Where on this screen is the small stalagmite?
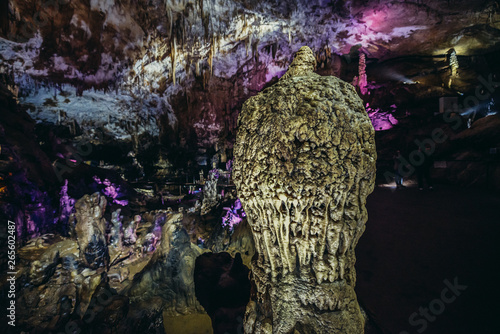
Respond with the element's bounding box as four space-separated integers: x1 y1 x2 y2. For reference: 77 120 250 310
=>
233 46 377 334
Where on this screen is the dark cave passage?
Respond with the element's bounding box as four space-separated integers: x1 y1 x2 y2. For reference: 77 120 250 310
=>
194 252 251 334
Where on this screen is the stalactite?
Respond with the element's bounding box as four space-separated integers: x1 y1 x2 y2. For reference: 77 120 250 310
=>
167 7 173 39
246 34 252 57
358 53 367 95
202 12 210 41
208 37 214 76
171 37 177 86
202 70 209 90
198 0 204 17
251 38 258 63
185 57 191 79
448 48 459 87
450 49 458 77
195 59 201 77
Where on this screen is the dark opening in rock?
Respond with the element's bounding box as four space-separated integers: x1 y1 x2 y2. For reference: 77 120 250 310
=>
194 252 251 334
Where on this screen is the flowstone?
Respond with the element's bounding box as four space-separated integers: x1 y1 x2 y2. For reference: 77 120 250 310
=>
233 46 376 334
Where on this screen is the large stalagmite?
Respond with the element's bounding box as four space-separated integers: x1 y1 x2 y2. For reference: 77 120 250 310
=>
233 46 377 334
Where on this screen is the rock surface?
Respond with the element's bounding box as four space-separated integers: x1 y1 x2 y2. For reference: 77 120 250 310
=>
74 192 109 269
233 46 377 333
201 170 221 215
128 210 206 316
3 0 500 146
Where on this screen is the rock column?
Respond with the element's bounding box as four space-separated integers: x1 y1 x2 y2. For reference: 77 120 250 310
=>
233 46 377 334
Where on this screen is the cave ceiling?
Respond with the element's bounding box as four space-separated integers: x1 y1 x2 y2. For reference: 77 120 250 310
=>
1 0 500 145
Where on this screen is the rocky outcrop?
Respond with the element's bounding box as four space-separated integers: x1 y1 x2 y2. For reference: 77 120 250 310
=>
16 237 103 333
207 214 255 268
14 187 258 334
233 46 377 333
74 192 109 269
18 247 79 332
128 210 206 316
123 214 140 246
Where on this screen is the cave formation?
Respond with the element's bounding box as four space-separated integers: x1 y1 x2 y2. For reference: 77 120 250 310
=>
233 46 376 333
1 1 500 334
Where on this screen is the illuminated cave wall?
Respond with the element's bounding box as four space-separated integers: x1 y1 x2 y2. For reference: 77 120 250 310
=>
2 0 500 146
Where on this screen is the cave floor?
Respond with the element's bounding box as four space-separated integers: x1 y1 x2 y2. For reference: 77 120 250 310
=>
356 184 500 334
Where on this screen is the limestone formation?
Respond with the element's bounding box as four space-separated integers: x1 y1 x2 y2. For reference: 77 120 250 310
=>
201 170 220 215
233 46 377 333
110 208 124 249
74 192 109 269
123 215 140 245
17 239 80 331
59 179 75 234
128 210 206 316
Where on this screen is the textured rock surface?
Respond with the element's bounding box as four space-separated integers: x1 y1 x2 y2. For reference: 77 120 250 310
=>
74 192 109 269
11 188 254 334
4 0 500 146
123 214 140 245
233 46 376 333
201 170 220 215
128 210 206 316
110 208 124 250
207 216 255 268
